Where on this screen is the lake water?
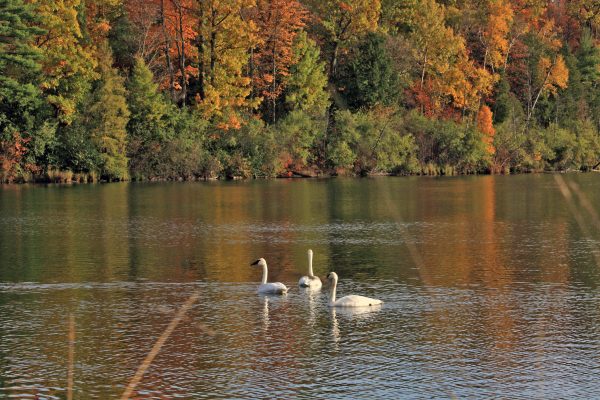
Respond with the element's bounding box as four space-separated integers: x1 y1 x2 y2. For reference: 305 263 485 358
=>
1 175 600 399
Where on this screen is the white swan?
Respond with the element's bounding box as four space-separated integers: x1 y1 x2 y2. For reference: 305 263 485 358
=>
327 272 382 307
251 258 288 295
298 249 322 289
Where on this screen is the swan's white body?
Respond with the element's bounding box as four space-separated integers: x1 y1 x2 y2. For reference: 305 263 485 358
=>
327 272 382 307
251 258 288 295
298 249 322 289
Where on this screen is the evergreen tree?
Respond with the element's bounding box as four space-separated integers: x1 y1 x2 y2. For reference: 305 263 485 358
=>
556 49 584 126
577 29 600 87
492 75 512 124
126 57 170 178
0 0 43 102
127 57 168 140
340 32 399 110
87 45 130 181
0 0 47 180
577 28 600 129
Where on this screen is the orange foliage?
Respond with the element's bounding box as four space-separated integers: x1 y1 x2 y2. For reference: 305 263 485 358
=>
538 55 569 94
477 105 496 155
0 133 36 183
124 0 164 67
483 0 513 71
408 79 436 117
251 0 308 116
162 0 197 97
216 114 243 131
85 0 117 42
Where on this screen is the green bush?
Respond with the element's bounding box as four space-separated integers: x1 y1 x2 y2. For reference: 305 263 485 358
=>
329 109 418 175
404 111 487 175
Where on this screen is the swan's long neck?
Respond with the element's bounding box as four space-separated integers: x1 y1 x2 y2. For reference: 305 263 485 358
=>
308 252 314 277
329 276 337 304
261 262 268 284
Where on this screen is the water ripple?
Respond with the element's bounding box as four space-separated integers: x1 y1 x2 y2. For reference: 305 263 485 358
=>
1 281 600 398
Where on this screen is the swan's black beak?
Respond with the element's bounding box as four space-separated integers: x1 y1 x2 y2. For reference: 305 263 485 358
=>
327 272 332 279
250 259 260 266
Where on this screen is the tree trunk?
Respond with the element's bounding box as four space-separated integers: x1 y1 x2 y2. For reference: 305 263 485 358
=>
197 4 205 100
249 47 254 98
329 40 339 79
272 47 276 124
420 51 428 89
160 0 175 100
526 66 553 130
177 2 186 105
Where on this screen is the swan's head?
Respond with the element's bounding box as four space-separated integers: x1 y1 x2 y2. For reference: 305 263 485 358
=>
308 249 313 256
250 258 267 267
327 272 338 281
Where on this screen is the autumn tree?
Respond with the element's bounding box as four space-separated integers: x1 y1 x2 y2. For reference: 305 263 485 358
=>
305 0 380 78
380 0 418 34
193 0 259 123
477 104 496 157
405 0 494 118
284 31 330 117
481 0 513 74
32 0 98 124
443 49 496 117
250 0 307 123
524 17 569 128
409 0 458 92
166 0 196 105
122 0 164 69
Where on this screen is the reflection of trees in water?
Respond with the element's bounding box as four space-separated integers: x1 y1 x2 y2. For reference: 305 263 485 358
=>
325 179 383 280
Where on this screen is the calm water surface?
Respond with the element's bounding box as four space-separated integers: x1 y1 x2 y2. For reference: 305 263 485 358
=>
1 175 600 398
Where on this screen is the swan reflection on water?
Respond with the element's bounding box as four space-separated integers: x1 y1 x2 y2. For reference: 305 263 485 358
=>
261 296 270 332
330 304 383 346
299 286 321 328
259 293 290 332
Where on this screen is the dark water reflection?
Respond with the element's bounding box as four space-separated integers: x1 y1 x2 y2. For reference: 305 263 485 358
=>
1 175 600 398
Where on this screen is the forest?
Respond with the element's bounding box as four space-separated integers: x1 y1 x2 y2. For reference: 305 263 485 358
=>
1 0 600 182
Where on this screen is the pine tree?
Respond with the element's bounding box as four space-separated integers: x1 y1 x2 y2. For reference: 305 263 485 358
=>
0 0 43 96
127 57 168 140
577 28 600 128
127 57 170 177
0 0 44 123
577 28 600 87
87 45 130 180
0 0 46 181
284 32 329 117
341 32 399 110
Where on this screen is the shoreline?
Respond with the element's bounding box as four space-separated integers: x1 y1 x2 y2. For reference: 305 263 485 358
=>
2 168 597 186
